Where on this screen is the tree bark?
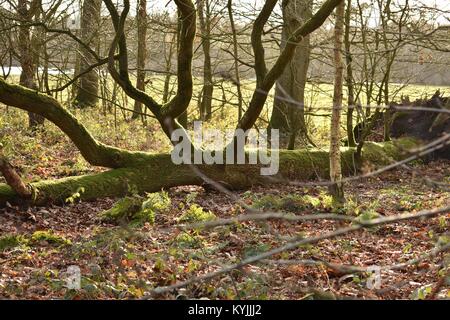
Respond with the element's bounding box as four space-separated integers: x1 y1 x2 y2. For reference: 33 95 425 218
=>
0 153 31 199
227 0 243 122
344 0 356 147
329 0 345 206
73 0 102 108
237 0 342 133
132 0 148 120
0 138 421 206
162 32 176 104
198 0 213 121
17 0 45 129
270 0 312 150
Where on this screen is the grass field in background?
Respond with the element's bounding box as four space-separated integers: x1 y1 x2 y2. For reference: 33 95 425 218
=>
1 74 449 153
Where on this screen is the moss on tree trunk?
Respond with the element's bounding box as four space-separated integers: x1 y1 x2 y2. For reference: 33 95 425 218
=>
0 138 420 206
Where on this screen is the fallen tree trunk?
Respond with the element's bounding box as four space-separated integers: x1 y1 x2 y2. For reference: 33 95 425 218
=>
0 138 420 206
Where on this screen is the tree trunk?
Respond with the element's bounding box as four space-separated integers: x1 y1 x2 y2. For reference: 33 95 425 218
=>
329 0 345 206
198 0 213 121
73 0 102 108
162 32 176 104
227 0 244 122
132 0 148 120
0 153 31 199
17 0 45 129
270 0 312 150
0 138 421 206
344 0 356 147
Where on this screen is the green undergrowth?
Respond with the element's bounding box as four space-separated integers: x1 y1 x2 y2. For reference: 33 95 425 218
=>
30 230 71 245
100 191 171 225
178 204 216 223
0 230 70 252
172 232 205 249
247 191 389 219
248 192 334 212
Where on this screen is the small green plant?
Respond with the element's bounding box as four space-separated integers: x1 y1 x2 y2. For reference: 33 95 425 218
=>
172 232 203 249
318 191 334 210
65 187 86 204
343 197 360 215
252 192 335 212
252 194 281 210
354 210 381 224
100 196 143 222
179 204 216 223
348 199 381 221
100 191 171 225
412 284 433 300
185 191 199 204
31 230 71 246
137 191 172 224
0 235 29 252
438 216 448 230
236 276 269 300
242 243 271 259
403 243 413 254
303 195 321 208
278 195 310 212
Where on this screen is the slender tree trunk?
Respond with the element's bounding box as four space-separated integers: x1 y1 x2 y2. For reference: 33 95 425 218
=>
162 32 176 104
269 0 312 150
132 0 147 120
174 12 188 128
73 0 102 108
17 0 44 129
198 0 213 121
344 0 356 147
227 0 243 122
329 0 345 206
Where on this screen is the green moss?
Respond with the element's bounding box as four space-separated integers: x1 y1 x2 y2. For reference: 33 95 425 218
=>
1 231 70 251
0 234 28 252
252 194 281 210
100 196 144 223
31 230 71 246
361 138 420 166
179 204 216 223
277 147 358 179
136 191 171 224
252 193 332 212
279 149 330 179
100 191 171 225
0 184 18 203
0 138 422 206
354 210 381 224
303 195 321 208
362 142 394 165
172 232 203 249
278 195 309 212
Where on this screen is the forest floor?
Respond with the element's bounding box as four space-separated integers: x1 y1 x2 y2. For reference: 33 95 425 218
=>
0 158 449 300
0 105 449 300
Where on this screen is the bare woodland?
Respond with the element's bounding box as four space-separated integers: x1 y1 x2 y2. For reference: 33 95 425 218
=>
0 0 449 300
